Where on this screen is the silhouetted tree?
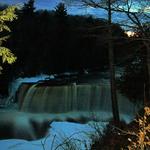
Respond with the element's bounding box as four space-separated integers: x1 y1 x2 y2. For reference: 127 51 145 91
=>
22 0 35 16
54 3 70 72
55 3 67 18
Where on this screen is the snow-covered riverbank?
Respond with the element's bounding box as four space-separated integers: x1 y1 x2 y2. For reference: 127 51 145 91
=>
0 121 107 150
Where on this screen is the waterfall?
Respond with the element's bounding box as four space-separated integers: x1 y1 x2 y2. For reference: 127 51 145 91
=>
19 82 139 117
17 83 33 109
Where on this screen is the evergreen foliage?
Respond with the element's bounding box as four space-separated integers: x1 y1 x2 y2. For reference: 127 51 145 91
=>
22 0 35 16
55 3 67 18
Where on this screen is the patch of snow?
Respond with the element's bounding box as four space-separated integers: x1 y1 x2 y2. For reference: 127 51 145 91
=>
0 121 107 150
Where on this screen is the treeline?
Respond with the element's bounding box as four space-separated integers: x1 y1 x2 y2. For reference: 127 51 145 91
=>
5 1 127 76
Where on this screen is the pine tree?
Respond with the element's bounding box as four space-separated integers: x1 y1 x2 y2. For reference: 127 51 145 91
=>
55 3 67 18
22 0 35 16
0 6 17 73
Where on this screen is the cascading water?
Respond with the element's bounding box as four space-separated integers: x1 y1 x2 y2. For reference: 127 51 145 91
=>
17 83 33 109
19 82 140 119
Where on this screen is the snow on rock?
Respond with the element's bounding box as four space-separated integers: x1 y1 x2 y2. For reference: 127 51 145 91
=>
0 121 107 150
8 74 53 101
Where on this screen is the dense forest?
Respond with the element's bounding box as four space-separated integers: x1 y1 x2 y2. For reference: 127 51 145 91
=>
6 2 126 75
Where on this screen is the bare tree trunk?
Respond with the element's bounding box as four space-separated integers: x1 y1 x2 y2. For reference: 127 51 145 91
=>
108 0 120 123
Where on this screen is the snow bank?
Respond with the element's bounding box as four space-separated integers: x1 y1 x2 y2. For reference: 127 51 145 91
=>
0 121 107 150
